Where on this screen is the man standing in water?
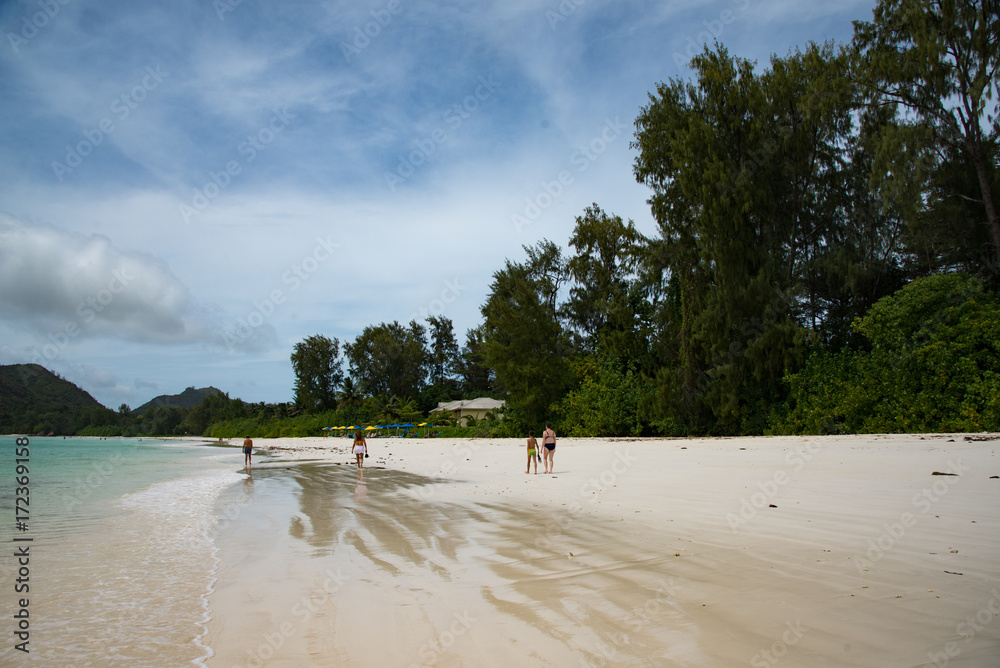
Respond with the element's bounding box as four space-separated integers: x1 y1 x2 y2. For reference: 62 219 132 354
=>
243 435 253 469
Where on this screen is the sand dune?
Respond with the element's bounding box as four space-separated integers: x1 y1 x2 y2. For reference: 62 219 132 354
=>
198 434 1000 667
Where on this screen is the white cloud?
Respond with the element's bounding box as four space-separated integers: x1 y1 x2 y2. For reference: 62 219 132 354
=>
0 213 222 344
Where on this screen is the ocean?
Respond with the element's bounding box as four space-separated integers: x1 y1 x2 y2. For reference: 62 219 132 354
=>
0 436 245 667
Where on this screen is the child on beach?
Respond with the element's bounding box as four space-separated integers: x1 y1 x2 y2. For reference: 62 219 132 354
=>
526 431 539 474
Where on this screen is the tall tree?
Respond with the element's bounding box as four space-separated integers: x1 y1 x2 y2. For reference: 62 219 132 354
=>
426 315 460 386
565 204 650 362
454 325 494 396
344 321 428 399
290 334 343 412
633 43 877 433
853 0 1000 278
481 243 573 428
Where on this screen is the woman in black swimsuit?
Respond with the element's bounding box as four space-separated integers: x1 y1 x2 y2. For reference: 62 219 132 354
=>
542 422 556 474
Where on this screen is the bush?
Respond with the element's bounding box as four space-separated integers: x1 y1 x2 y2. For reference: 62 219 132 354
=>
772 273 1000 434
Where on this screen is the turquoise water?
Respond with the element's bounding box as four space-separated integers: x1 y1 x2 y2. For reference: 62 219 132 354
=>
0 436 246 667
0 437 229 536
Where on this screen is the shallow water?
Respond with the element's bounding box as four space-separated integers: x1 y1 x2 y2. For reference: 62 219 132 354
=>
0 437 244 667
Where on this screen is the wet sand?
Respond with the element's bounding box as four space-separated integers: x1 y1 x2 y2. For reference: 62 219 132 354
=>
200 434 1000 667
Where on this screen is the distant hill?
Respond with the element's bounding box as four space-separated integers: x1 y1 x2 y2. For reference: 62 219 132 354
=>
0 364 107 434
0 364 104 410
133 386 223 416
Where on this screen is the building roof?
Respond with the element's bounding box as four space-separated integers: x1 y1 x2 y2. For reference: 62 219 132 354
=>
430 397 505 412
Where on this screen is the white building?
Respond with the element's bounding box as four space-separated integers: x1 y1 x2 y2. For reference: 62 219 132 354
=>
430 397 505 423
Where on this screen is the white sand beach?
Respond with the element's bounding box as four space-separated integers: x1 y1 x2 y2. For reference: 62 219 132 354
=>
198 433 1000 667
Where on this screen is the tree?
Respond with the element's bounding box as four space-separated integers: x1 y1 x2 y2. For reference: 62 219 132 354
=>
481 243 573 428
553 346 654 437
344 321 428 399
338 376 362 408
853 0 1000 278
290 334 343 412
426 315 460 386
565 204 651 364
633 43 876 433
454 325 494 396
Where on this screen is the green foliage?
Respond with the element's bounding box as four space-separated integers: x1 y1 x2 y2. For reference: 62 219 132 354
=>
565 204 651 363
454 325 495 397
553 349 655 437
774 274 1000 433
426 315 460 386
0 364 120 435
633 44 857 434
481 242 574 430
290 334 343 411
853 0 1000 279
344 321 428 399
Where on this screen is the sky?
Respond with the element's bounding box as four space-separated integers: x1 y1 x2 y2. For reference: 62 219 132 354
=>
0 0 877 409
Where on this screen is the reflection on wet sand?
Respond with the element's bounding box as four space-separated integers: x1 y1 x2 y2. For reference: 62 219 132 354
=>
250 462 700 665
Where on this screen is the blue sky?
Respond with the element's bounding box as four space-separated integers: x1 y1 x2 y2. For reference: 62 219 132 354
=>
0 0 875 409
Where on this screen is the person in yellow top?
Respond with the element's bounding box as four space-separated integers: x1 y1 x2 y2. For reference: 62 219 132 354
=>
526 430 539 474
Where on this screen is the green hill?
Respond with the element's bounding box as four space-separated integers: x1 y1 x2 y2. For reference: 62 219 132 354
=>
133 386 223 416
0 364 108 434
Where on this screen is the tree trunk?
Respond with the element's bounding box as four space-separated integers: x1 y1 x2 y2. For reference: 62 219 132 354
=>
968 136 1000 276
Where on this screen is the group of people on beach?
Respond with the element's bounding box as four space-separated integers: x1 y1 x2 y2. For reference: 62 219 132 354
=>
526 422 556 474
241 422 557 475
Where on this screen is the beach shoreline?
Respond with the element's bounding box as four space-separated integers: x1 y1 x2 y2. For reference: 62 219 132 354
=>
195 433 1000 667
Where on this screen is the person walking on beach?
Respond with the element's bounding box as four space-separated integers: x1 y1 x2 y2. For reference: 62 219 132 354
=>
526 430 539 474
353 430 368 468
243 435 253 469
542 422 556 473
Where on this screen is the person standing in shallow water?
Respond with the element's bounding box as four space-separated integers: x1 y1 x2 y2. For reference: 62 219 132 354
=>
542 422 556 473
353 430 368 468
243 435 253 469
